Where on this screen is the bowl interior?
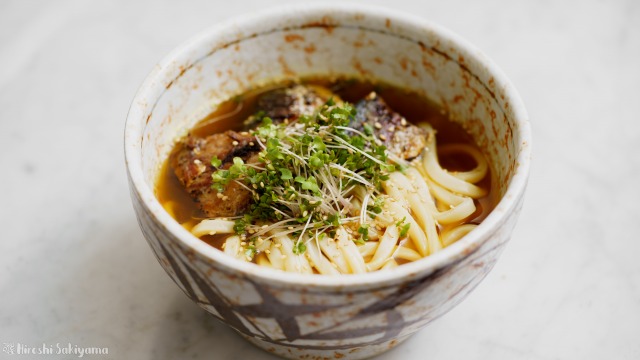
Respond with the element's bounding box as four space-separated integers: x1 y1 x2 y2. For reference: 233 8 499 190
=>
126 4 529 286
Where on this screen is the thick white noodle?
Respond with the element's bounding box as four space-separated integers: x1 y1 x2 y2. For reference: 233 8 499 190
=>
436 197 476 224
404 167 438 213
394 246 421 262
437 143 488 183
319 236 350 273
358 242 379 258
273 234 313 274
441 224 478 247
367 224 400 271
381 259 398 269
385 199 429 256
223 235 246 261
265 244 285 270
421 125 487 198
256 253 273 268
388 172 442 254
191 219 236 237
405 167 476 224
254 237 272 252
337 228 367 274
381 180 410 209
306 238 341 275
366 226 382 241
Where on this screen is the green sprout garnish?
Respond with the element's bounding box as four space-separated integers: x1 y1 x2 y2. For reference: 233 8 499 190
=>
396 217 411 238
357 224 369 244
292 241 307 255
210 156 222 168
211 100 397 253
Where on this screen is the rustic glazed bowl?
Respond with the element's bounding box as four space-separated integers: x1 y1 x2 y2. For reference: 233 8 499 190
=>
125 4 530 359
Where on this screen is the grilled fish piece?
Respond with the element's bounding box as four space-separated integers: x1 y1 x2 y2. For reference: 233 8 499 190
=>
256 84 333 123
353 92 428 160
170 131 260 217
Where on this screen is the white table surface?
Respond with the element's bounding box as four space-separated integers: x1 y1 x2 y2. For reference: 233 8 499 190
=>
1 0 639 359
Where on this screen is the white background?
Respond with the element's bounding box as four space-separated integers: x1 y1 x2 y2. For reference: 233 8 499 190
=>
1 0 639 359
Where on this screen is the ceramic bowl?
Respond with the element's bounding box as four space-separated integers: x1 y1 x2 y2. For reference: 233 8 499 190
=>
124 4 530 359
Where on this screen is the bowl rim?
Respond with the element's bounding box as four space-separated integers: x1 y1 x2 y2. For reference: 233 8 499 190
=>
124 2 531 289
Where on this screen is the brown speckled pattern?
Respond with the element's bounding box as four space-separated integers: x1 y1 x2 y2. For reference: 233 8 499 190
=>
125 5 530 360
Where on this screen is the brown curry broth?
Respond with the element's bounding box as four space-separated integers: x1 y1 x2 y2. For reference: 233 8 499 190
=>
155 78 497 252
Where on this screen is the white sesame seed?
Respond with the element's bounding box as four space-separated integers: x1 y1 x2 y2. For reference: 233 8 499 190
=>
400 119 407 126
232 141 239 146
249 142 255 146
192 159 206 174
240 242 247 246
379 134 387 141
374 122 382 129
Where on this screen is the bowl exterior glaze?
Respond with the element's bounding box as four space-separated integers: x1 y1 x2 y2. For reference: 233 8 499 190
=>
125 5 530 359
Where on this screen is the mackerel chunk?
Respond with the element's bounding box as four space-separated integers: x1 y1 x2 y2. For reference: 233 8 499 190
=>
170 85 333 218
256 84 333 123
170 131 260 217
353 92 429 160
